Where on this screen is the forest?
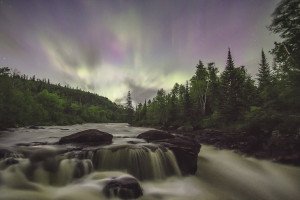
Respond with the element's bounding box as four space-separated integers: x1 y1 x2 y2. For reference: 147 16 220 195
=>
0 68 126 129
0 0 299 137
131 0 300 136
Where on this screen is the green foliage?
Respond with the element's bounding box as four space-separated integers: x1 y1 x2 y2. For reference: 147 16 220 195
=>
258 50 272 90
269 0 300 112
277 115 300 135
242 107 282 134
201 112 222 128
190 60 209 117
1 0 298 137
126 91 134 124
0 68 126 129
219 49 251 122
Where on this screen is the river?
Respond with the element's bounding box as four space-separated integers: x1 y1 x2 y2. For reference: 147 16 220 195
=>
0 123 299 200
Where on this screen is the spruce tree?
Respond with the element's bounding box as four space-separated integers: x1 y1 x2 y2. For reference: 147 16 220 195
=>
257 50 271 90
126 91 134 124
190 60 209 117
207 62 220 113
220 49 239 122
184 81 191 120
141 100 147 120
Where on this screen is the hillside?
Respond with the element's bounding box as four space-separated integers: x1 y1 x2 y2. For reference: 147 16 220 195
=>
0 67 126 129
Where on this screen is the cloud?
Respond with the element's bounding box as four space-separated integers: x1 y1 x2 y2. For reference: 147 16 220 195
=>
0 0 280 103
125 78 158 103
42 35 101 71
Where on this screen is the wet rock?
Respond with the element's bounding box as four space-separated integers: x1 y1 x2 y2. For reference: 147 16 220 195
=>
16 142 48 147
0 148 21 159
0 148 13 159
137 131 201 175
43 157 61 173
103 176 143 199
4 157 19 166
177 125 193 132
156 135 201 175
58 129 113 145
28 148 57 162
137 130 174 142
127 140 145 144
71 160 84 178
28 125 44 129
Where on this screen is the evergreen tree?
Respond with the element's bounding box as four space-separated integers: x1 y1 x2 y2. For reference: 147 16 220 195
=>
184 81 191 121
155 89 167 125
190 60 209 117
220 49 239 122
140 100 147 120
257 50 271 90
269 0 300 112
126 91 134 124
207 62 220 114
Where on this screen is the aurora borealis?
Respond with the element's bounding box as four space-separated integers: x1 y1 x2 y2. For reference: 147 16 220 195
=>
0 0 280 103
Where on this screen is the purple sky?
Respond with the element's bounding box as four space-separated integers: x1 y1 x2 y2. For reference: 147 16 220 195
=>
0 0 280 103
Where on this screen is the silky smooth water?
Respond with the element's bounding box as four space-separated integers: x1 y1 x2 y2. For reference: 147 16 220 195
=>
0 123 299 200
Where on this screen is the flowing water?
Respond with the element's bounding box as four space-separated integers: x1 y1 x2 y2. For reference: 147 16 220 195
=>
0 123 299 200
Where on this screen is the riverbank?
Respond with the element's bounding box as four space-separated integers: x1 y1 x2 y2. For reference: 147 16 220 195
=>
171 128 300 166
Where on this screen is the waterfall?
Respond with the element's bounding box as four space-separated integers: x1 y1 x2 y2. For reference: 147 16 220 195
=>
0 157 93 186
92 144 181 180
0 144 181 187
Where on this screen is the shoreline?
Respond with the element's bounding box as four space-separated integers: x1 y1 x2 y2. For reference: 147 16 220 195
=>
174 128 300 166
2 123 299 167
133 124 300 166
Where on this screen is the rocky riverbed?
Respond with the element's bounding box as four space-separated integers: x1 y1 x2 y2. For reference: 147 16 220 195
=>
0 123 299 200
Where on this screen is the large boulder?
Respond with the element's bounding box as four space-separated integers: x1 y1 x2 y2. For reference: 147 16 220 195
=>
58 129 113 145
103 176 143 199
137 130 174 142
137 131 201 175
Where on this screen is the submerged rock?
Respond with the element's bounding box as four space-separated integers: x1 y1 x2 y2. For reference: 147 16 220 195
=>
58 129 113 145
27 148 58 162
28 125 44 129
103 176 143 199
137 131 201 175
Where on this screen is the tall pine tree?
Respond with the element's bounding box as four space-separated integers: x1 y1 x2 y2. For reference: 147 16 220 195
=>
184 81 191 121
220 49 239 122
257 50 271 90
126 91 134 124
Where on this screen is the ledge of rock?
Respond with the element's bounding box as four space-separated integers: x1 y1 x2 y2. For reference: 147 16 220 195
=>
58 129 113 145
103 176 143 199
137 131 201 175
137 130 175 142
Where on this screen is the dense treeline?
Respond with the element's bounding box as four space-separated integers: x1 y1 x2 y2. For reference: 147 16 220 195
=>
132 0 300 135
0 68 126 129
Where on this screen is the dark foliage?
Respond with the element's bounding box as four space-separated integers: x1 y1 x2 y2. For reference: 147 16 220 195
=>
0 69 126 129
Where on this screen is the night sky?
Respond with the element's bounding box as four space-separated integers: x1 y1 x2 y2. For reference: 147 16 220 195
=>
0 0 280 103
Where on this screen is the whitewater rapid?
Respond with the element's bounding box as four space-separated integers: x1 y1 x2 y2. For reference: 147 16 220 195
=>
0 123 299 200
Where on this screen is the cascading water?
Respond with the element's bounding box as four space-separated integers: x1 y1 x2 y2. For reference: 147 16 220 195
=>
0 156 93 186
0 123 299 200
92 144 181 180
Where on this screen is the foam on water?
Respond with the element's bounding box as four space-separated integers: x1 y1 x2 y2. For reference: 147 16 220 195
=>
0 124 300 200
